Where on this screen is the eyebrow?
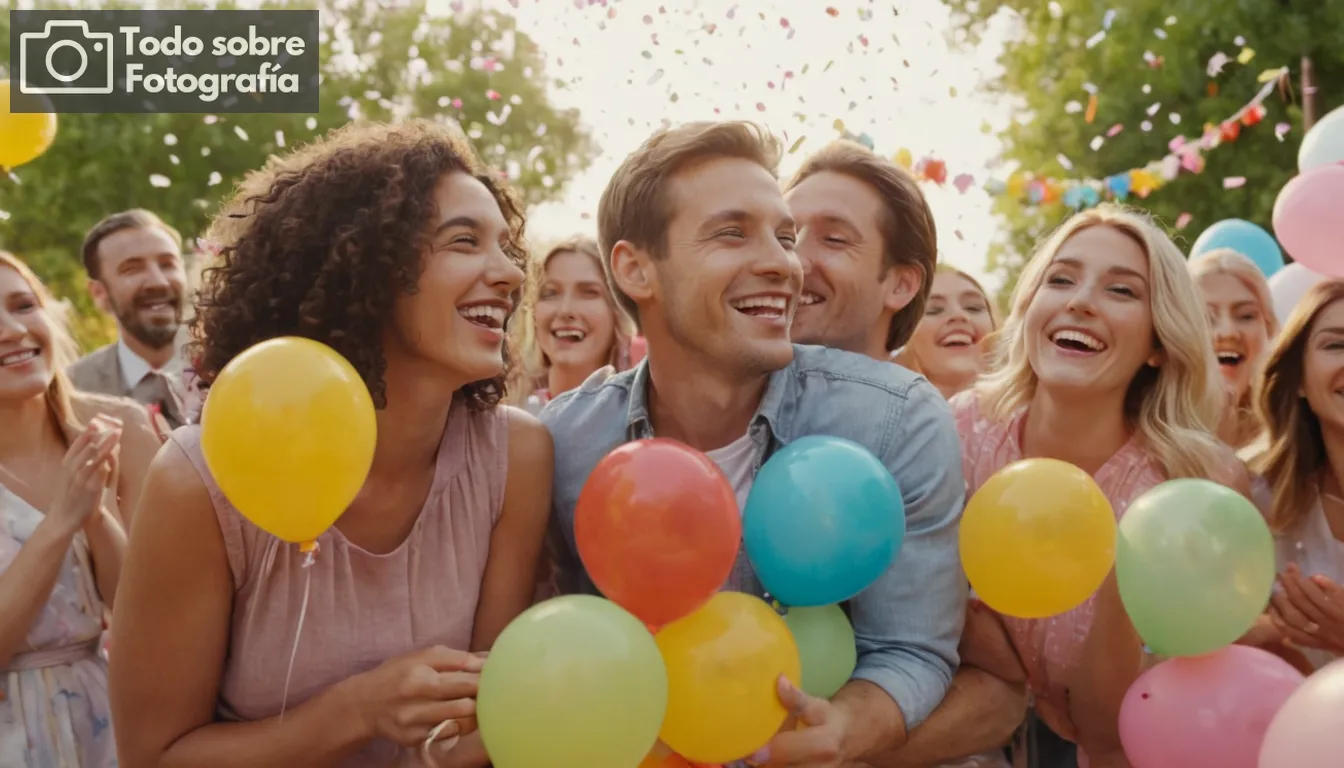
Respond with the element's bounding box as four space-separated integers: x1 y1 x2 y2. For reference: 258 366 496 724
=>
701 209 796 232
434 216 482 235
1313 326 1344 337
808 212 861 233
1053 256 1148 283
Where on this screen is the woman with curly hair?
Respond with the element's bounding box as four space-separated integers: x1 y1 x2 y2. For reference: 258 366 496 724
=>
108 121 554 768
511 236 636 412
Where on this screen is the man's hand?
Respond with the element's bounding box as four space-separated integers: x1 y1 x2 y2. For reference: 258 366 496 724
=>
748 677 851 767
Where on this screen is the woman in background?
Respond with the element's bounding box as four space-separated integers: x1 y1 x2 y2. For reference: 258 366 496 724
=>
954 204 1246 768
1249 279 1344 672
895 265 998 399
1190 248 1277 451
109 121 554 768
0 250 159 767
511 237 635 414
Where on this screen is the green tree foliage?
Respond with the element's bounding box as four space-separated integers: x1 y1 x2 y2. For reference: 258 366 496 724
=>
0 0 594 351
947 0 1344 301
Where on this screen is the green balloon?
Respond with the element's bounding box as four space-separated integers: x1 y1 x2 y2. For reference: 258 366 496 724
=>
1116 479 1275 657
478 595 668 768
784 604 857 698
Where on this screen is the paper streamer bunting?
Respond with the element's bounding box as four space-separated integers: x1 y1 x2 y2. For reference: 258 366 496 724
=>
851 67 1288 212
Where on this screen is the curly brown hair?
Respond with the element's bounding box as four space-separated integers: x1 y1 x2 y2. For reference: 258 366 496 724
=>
192 120 527 410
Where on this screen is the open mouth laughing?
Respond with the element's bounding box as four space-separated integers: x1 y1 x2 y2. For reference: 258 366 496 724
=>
1050 328 1107 354
729 293 791 322
0 348 40 367
458 301 509 331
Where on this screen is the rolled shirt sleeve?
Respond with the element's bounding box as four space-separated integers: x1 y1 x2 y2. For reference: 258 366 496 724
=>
848 381 968 728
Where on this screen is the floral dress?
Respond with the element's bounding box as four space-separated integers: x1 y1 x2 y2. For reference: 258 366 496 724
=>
0 484 116 767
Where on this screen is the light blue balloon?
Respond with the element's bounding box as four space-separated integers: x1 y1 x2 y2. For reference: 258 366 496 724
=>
743 436 905 607
1191 219 1285 278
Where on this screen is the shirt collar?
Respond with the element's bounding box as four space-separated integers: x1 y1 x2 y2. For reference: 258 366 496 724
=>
117 339 156 390
624 352 796 441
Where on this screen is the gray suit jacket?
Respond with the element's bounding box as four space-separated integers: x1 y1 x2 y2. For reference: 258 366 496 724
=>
68 344 184 431
67 344 128 398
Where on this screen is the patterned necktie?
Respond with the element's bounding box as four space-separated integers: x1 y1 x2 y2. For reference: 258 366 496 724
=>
132 371 185 430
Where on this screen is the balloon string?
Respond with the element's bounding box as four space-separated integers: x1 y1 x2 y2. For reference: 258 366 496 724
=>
278 542 318 721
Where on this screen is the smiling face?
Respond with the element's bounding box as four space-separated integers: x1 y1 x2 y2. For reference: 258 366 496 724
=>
534 248 618 372
629 155 801 377
786 170 897 354
0 263 56 403
1301 299 1344 437
1023 225 1159 397
907 271 995 393
1198 270 1271 400
385 171 525 384
90 226 187 350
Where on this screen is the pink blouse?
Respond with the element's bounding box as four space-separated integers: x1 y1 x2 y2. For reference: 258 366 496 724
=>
952 392 1165 750
171 398 509 766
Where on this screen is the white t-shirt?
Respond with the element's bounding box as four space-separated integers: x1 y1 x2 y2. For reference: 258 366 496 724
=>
705 432 757 514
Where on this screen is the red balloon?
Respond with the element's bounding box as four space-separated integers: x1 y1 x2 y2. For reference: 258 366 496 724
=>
575 438 740 627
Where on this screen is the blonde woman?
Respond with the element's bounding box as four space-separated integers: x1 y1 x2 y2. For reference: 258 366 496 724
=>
0 251 159 767
1190 248 1277 450
512 237 635 412
1248 279 1344 671
952 204 1247 767
895 265 998 399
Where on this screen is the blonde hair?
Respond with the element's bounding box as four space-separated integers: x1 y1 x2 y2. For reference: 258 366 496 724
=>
510 237 636 401
0 251 81 435
896 264 998 376
975 204 1225 479
1189 247 1278 448
1252 280 1344 532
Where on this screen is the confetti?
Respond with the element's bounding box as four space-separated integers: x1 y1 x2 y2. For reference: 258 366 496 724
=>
953 173 975 193
1056 154 1074 171
1086 31 1106 49
1064 100 1083 114
1223 177 1247 189
1103 9 1117 29
1090 136 1105 151
1237 47 1256 65
1141 120 1153 132
788 136 807 154
648 69 664 85
200 147 210 157
274 130 285 147
149 174 171 188
486 89 502 100
1175 213 1193 229
1258 67 1286 83
1275 122 1291 141
1085 93 1098 123
1153 28 1167 40
1146 102 1162 116
826 6 839 16
169 154 179 165
1170 113 1182 124
163 134 178 146
755 102 766 112
233 125 248 141
1107 124 1124 137
1234 35 1246 46
1207 52 1230 77
207 171 222 186
1165 15 1178 25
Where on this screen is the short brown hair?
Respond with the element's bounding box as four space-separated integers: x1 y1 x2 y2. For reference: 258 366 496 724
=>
597 121 783 323
81 209 183 280
785 141 938 351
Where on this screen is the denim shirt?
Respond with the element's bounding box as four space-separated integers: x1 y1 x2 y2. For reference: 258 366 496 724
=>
539 343 967 729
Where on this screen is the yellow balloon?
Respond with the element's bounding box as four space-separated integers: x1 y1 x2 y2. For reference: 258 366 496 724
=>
201 337 375 545
656 592 801 764
478 595 668 768
0 81 58 170
961 458 1117 619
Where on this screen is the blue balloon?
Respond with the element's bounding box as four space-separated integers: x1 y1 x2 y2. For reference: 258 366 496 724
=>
1190 219 1285 278
743 436 905 607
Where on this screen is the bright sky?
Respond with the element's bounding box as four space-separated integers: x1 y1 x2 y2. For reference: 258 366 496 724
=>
433 0 1019 293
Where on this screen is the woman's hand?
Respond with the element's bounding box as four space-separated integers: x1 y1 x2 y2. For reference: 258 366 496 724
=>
339 645 486 748
1269 564 1344 655
46 417 122 537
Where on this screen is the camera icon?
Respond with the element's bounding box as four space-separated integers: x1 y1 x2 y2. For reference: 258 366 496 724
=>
19 20 116 95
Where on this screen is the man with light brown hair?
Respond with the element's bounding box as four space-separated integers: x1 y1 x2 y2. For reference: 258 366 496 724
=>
786 141 1026 768
541 121 968 767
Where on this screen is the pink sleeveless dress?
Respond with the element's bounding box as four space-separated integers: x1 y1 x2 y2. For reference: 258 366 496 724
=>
171 398 509 766
952 393 1165 765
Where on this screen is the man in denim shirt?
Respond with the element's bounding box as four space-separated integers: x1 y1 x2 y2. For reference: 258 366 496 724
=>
540 121 966 767
786 141 1027 766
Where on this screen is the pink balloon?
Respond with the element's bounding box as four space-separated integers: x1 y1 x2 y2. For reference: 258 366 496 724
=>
1119 646 1304 768
1259 659 1344 768
1273 165 1344 277
1267 262 1327 327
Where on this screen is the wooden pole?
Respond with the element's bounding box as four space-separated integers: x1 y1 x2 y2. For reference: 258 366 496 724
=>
1302 55 1318 131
